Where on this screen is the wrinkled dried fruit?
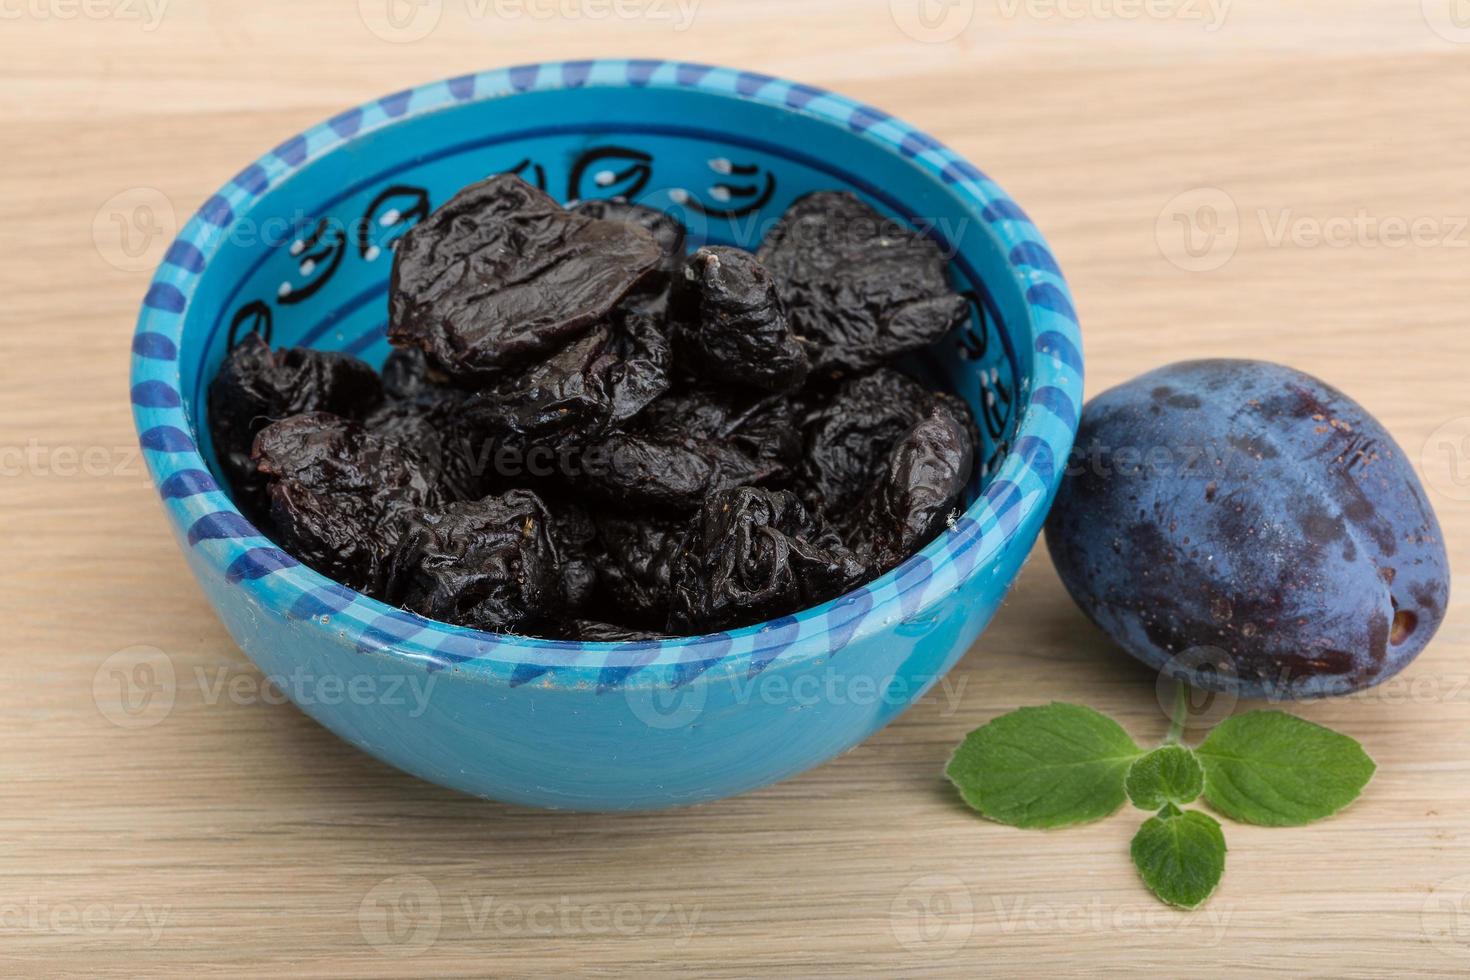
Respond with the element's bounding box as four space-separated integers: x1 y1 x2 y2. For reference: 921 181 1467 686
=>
669 487 868 633
569 197 687 283
389 174 662 382
591 513 686 629
579 387 800 511
849 406 974 573
465 309 671 442
385 491 565 634
208 181 984 640
209 334 382 517
758 191 969 378
253 411 440 592
797 367 971 518
669 246 808 393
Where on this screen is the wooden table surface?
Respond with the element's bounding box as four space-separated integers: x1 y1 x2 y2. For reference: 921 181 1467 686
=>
4 1 1468 975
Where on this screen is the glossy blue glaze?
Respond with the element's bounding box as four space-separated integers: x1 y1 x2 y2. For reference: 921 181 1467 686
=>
130 60 1082 810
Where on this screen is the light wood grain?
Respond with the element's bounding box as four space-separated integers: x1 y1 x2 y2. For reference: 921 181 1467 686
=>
2 1 1467 975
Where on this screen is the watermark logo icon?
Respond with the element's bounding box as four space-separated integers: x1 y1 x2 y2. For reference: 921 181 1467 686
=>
624 679 708 730
1156 186 1239 272
1423 873 1470 958
1423 0 1470 43
889 873 974 957
93 187 176 273
358 0 443 42
93 645 176 729
1155 646 1240 733
889 0 974 42
359 875 442 956
1421 417 1470 502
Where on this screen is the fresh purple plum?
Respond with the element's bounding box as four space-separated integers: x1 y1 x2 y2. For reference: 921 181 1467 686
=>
1045 359 1449 699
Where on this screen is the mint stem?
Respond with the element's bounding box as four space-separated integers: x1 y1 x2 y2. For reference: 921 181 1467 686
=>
1164 680 1188 745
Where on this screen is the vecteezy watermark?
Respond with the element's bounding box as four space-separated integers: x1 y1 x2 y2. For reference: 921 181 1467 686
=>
94 649 438 729
93 187 178 274
994 0 1230 31
1155 647 1239 734
193 663 437 718
358 875 703 955
1421 417 1470 503
991 895 1234 941
93 646 177 730
0 0 170 30
358 0 700 43
624 668 971 731
0 441 144 479
1158 186 1470 272
890 874 974 957
889 0 975 43
1422 0 1470 44
0 899 171 944
1156 187 1240 272
1423 873 1470 959
359 875 443 957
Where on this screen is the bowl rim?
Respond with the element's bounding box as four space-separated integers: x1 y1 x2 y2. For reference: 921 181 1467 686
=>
129 59 1083 691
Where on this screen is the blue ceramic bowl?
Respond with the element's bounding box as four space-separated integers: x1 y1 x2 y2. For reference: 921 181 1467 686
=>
130 60 1082 811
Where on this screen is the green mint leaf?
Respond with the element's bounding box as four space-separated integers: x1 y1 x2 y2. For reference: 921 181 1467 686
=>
945 703 1143 828
1130 808 1227 909
1125 745 1205 810
1195 711 1375 827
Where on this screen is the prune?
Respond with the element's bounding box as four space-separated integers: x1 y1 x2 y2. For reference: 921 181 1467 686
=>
253 411 441 592
384 491 565 634
364 356 500 504
590 514 685 628
849 407 974 573
668 246 808 393
758 192 969 378
797 367 972 518
378 346 441 402
209 179 988 642
579 387 800 511
389 174 662 382
569 198 687 283
668 487 868 633
208 334 382 516
465 309 671 442
1045 359 1450 698
563 620 670 643
545 497 599 614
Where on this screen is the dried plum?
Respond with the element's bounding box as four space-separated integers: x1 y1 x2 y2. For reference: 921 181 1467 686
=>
668 487 868 633
208 334 382 517
569 198 687 282
563 620 670 643
669 246 808 393
591 514 685 629
464 309 670 442
758 191 969 378
797 367 973 518
849 407 975 573
384 491 564 634
389 174 663 382
208 179 986 642
253 411 440 592
579 387 801 511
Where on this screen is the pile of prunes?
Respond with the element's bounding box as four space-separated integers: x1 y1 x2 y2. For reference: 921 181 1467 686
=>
209 174 979 641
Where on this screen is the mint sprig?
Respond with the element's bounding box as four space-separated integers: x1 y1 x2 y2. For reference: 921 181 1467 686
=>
1125 744 1205 810
945 686 1374 909
944 703 1143 828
